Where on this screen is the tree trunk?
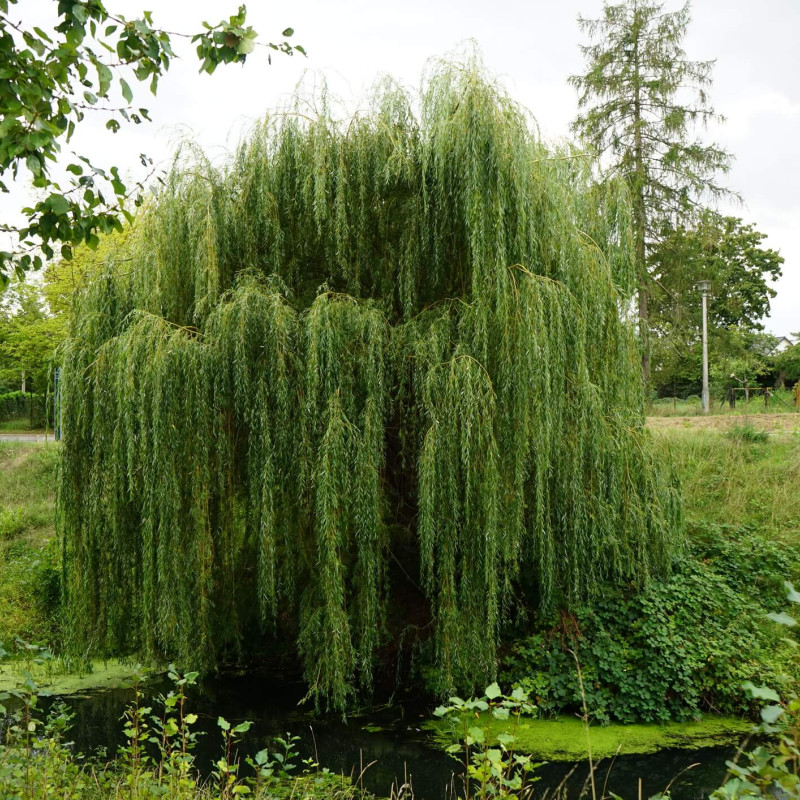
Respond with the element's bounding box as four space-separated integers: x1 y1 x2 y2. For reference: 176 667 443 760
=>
635 202 649 389
632 5 650 393
21 370 26 393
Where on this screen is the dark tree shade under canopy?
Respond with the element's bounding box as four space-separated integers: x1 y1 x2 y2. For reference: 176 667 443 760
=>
58 57 682 708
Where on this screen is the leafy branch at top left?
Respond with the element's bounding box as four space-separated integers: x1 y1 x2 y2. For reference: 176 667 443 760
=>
0 0 302 284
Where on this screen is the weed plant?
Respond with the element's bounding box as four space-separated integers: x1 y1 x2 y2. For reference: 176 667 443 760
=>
725 425 769 444
435 683 541 800
0 666 370 800
711 581 800 798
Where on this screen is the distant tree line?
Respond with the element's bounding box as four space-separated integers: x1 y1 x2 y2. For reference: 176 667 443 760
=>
571 0 787 402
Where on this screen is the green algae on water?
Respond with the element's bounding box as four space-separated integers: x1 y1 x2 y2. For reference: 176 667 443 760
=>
0 659 147 695
427 714 751 761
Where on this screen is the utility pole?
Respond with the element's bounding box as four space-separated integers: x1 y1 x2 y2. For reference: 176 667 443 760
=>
697 280 712 413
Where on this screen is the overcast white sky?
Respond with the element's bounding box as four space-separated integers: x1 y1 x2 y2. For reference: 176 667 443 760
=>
4 0 798 335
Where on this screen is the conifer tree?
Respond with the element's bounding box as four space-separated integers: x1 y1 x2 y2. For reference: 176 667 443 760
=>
570 0 732 387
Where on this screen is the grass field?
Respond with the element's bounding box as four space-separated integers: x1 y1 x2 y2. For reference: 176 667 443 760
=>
649 389 799 417
0 418 48 432
0 441 60 645
1 423 798 651
0 442 57 540
650 415 800 542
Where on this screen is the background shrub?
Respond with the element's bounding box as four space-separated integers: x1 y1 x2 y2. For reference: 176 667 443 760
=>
0 391 47 428
501 525 800 724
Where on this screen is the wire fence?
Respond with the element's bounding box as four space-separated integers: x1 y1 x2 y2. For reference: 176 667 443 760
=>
0 390 48 428
649 384 800 417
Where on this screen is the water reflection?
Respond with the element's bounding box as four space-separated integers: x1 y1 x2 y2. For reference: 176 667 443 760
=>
55 671 734 800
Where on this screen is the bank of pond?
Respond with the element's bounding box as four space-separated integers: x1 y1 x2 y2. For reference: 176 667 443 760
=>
3 519 800 798
0 665 754 800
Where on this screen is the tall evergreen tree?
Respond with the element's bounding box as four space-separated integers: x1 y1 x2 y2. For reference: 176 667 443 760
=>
570 0 732 387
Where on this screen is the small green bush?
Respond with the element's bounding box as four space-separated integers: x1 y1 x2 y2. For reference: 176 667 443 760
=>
0 538 61 646
0 507 27 539
0 667 371 800
501 525 800 724
712 582 800 798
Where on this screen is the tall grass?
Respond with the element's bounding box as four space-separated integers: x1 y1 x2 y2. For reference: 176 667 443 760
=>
0 443 60 645
652 428 800 541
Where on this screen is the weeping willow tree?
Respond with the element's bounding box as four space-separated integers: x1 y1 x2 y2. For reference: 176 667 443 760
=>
58 56 682 708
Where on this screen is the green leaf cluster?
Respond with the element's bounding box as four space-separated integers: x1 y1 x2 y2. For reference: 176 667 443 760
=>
502 525 799 724
712 582 800 799
434 683 541 799
0 279 64 395
0 1 301 281
775 342 800 382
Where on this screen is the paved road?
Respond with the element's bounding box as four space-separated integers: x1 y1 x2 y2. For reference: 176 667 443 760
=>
0 433 54 443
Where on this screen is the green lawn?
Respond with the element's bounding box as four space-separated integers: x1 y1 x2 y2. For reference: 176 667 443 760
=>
0 418 48 432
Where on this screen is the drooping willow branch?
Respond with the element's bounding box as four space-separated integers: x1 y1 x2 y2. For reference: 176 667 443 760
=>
58 55 682 709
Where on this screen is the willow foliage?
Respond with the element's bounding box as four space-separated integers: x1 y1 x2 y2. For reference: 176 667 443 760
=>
58 56 682 707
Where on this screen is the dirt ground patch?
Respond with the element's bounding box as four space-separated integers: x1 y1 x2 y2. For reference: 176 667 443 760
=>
0 443 34 471
647 412 800 434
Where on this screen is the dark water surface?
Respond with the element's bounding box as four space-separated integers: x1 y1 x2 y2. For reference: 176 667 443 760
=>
55 670 735 800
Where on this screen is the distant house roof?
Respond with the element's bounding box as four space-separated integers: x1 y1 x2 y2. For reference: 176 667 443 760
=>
773 336 796 354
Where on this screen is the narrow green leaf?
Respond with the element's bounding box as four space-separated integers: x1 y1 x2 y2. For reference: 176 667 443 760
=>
120 78 133 104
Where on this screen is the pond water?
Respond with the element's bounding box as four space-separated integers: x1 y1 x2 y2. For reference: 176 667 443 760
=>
52 670 735 800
